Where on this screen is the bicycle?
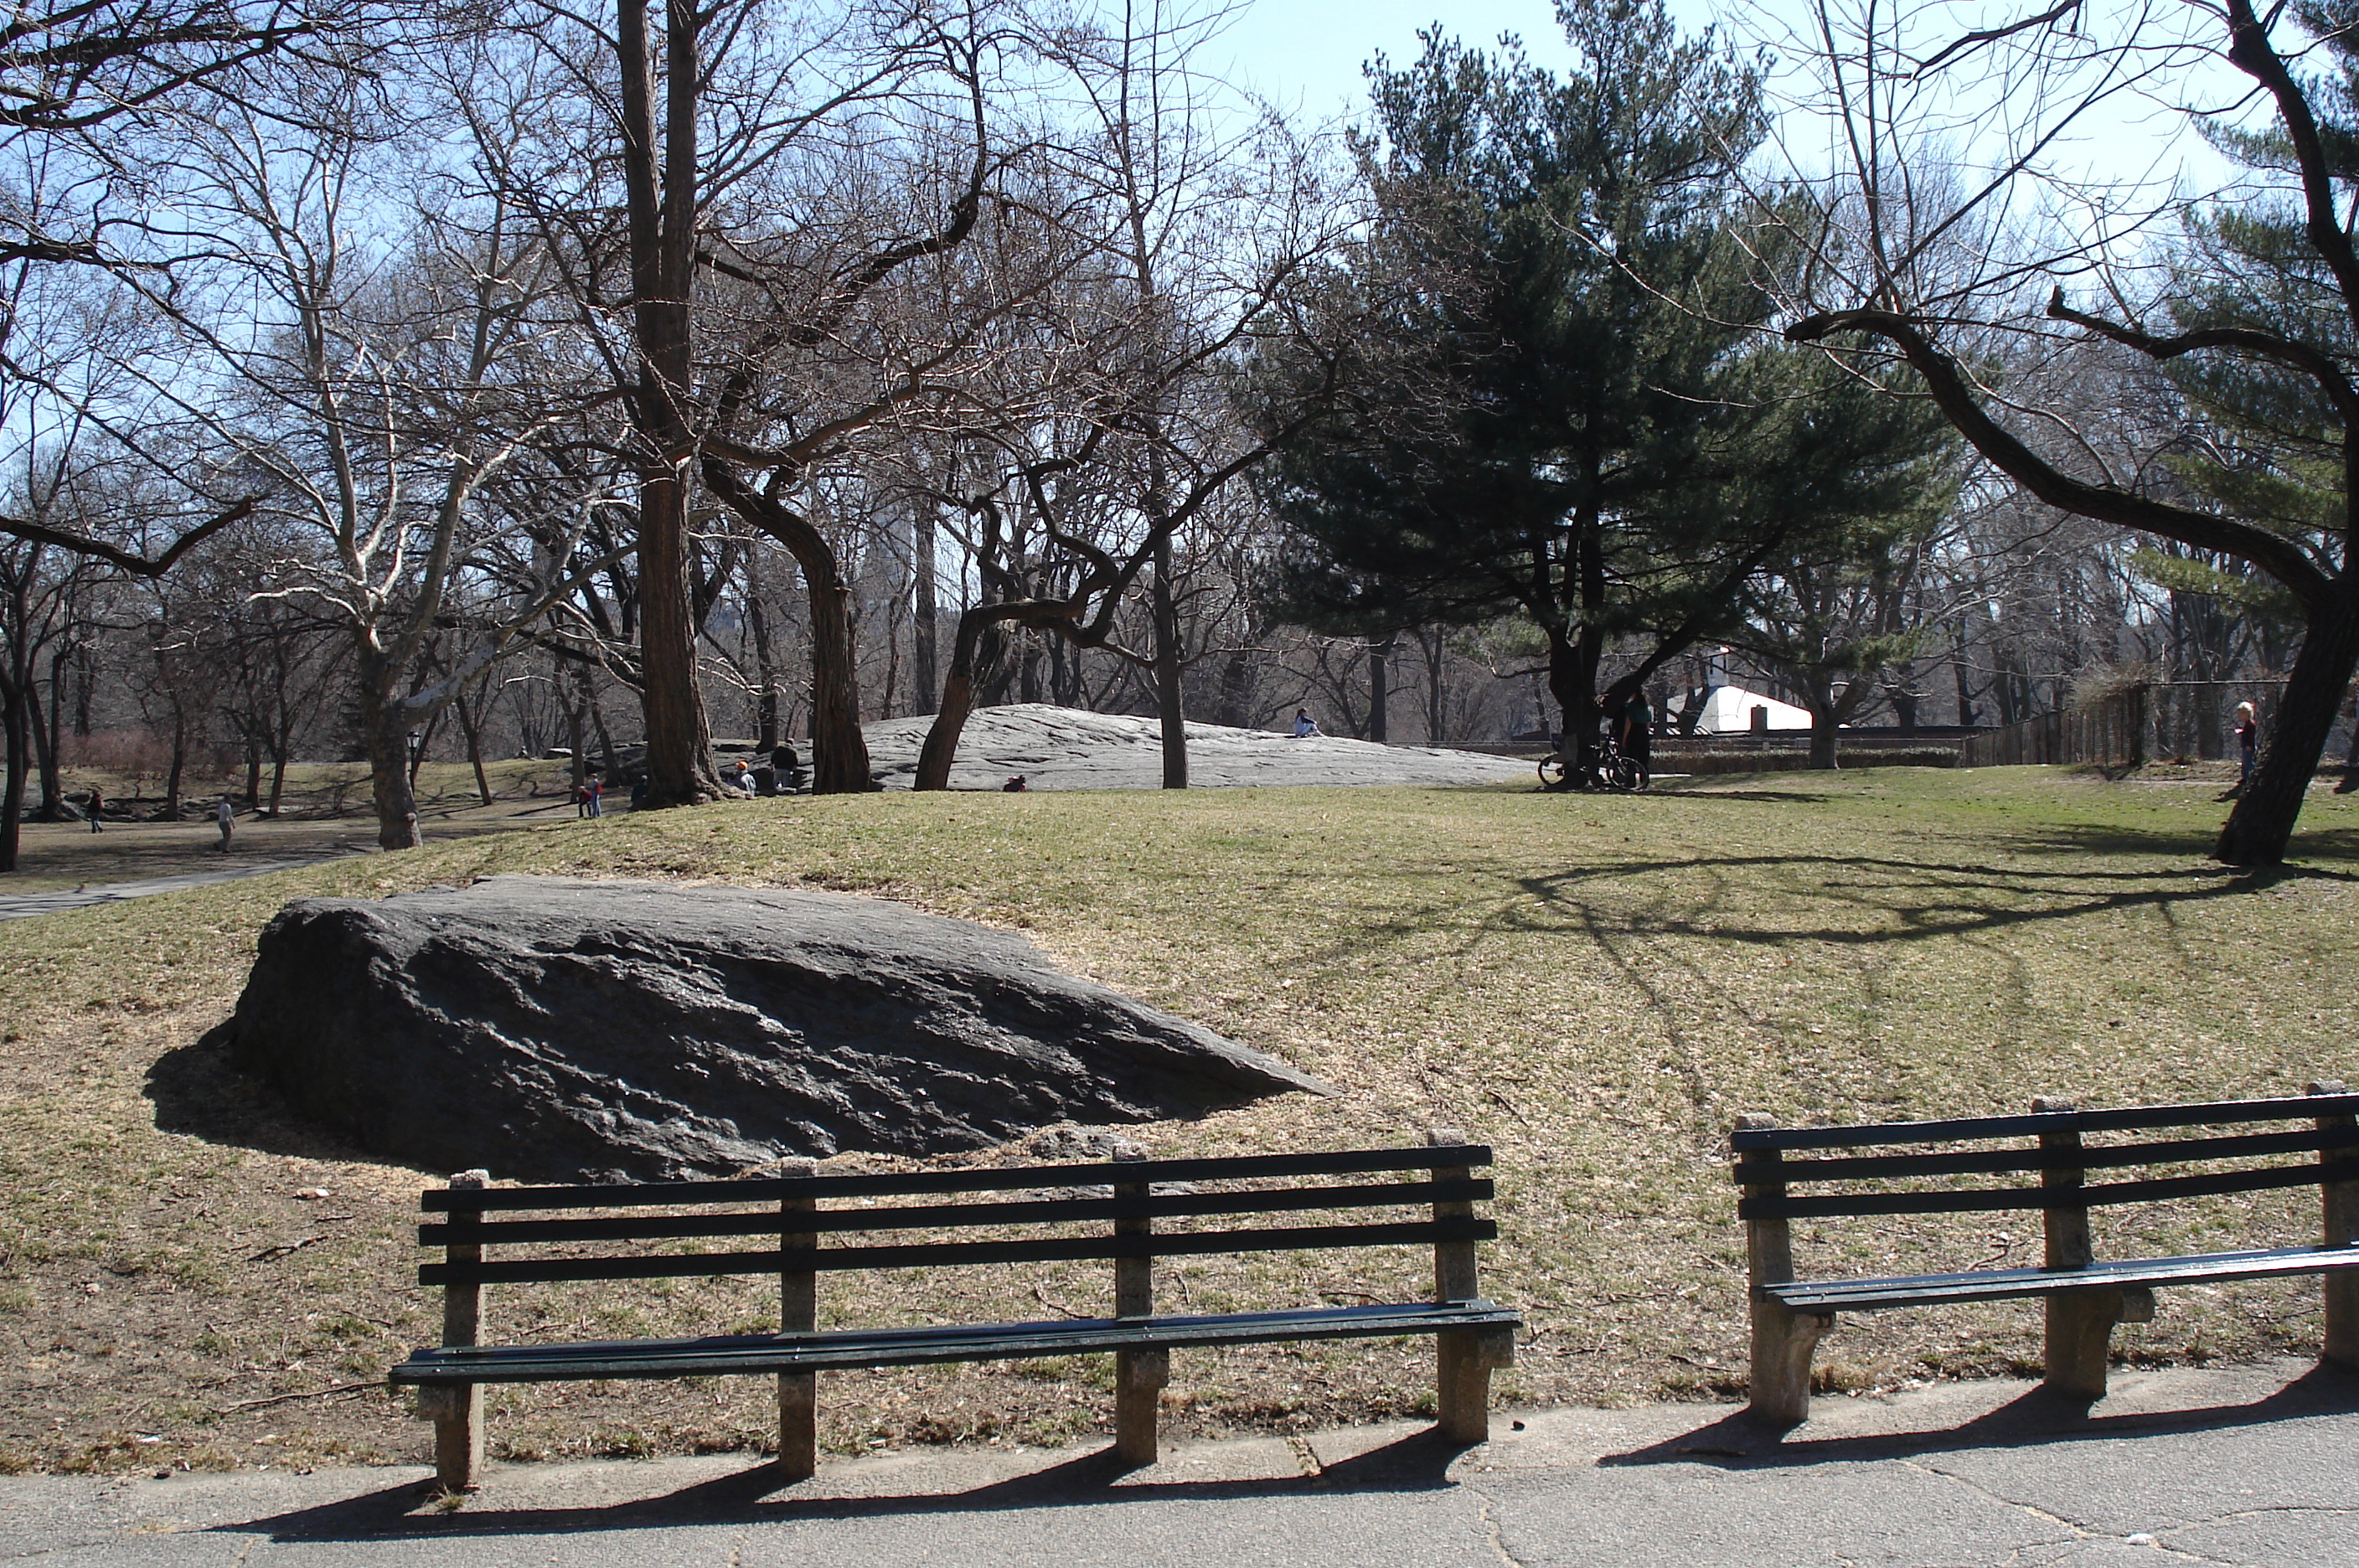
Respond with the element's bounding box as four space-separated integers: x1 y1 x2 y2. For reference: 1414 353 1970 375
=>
1536 734 1643 792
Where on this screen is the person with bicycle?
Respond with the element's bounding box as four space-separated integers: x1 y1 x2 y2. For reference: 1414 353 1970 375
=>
1617 689 1654 790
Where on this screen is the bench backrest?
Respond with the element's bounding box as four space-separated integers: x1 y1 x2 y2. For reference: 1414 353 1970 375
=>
418 1140 1497 1295
1730 1090 2359 1224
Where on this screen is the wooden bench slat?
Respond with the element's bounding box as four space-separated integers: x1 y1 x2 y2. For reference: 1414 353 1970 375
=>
389 1300 1520 1386
1739 1156 2359 1220
1735 1127 2343 1185
420 1217 1500 1287
1763 1243 2359 1313
419 1147 1496 1212
419 1178 1496 1247
1729 1094 2359 1153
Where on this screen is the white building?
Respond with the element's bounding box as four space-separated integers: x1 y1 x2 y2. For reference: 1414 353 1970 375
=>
1679 683 1815 735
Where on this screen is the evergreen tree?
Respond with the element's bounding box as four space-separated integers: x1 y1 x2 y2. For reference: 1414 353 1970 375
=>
1257 0 1949 770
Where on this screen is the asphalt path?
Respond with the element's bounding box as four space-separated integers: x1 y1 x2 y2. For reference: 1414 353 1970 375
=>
0 857 354 923
3 1361 2350 1566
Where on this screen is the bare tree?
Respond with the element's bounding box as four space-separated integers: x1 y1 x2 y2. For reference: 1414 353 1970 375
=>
1765 0 2359 861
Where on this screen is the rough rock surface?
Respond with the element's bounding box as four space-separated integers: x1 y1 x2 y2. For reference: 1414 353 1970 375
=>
225 874 1328 1183
854 704 1531 791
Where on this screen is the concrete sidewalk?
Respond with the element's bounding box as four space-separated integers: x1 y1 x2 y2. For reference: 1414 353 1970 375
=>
3 1361 2351 1566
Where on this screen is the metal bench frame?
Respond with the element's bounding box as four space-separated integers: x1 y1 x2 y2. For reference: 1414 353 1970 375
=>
1732 1083 2359 1424
390 1129 1519 1490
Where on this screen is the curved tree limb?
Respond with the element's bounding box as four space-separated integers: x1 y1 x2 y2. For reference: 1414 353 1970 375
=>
1787 308 2336 607
0 496 253 576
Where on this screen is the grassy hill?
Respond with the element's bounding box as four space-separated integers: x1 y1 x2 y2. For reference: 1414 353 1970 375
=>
3 766 2353 1475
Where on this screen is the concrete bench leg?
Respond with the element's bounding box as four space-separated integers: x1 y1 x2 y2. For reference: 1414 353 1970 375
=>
1436 1327 1514 1443
420 1385 483 1493
777 1371 817 1482
1747 1301 1829 1426
1115 1348 1168 1465
2044 1292 2126 1401
2326 1274 2359 1371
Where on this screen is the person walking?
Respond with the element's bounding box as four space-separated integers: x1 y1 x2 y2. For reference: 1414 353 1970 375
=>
85 785 103 833
585 772 603 818
214 794 235 854
2235 700 2260 790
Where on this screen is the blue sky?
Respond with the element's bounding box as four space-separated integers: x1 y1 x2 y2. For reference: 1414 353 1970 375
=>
1210 0 1586 126
1210 0 2241 199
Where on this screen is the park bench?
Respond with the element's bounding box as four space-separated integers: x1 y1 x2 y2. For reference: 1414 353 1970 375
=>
390 1130 1519 1491
1732 1083 2359 1425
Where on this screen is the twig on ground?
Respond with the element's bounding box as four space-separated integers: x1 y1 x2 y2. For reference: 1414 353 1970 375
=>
1030 1285 1089 1320
248 1236 326 1263
221 1381 381 1412
1485 1088 1533 1127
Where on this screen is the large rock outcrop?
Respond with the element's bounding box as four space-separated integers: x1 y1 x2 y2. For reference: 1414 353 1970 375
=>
854 704 1533 790
225 875 1327 1182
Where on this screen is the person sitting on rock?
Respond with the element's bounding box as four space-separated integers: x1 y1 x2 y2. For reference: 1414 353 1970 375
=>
772 744 807 792
1004 774 1029 792
1293 709 1321 738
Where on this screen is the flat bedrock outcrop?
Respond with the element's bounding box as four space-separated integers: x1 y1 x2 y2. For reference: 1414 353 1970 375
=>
225 874 1328 1183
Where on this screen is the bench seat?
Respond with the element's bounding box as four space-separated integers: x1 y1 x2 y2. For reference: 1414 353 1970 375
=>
1766 1242 2359 1314
392 1299 1520 1386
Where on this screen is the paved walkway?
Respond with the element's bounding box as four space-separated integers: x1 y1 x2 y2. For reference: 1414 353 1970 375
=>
3 1361 2351 1565
0 858 354 923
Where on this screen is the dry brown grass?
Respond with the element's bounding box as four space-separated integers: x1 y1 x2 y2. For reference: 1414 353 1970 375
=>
1 764 2355 1476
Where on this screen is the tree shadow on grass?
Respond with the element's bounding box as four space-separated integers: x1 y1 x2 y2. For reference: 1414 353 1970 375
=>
194 1429 1471 1544
1495 852 2310 955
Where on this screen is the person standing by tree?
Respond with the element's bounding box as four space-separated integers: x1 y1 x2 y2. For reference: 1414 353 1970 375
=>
1618 690 1654 790
2235 702 2260 792
214 794 235 854
85 784 102 833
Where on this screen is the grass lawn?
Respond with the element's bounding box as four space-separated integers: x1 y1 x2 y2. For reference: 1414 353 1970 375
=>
0 764 2353 1476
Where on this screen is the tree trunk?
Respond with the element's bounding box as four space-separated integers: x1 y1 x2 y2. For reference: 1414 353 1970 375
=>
2218 589 2359 864
748 585 780 750
0 675 27 874
1422 626 1448 745
1807 714 1840 770
913 502 939 714
364 689 423 850
454 681 493 806
1152 533 1187 788
565 681 587 796
40 645 66 816
163 703 187 824
245 744 263 808
806 575 875 792
1543 627 1597 779
1369 636 1394 743
699 467 874 792
25 677 62 819
621 0 720 809
915 605 1007 791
